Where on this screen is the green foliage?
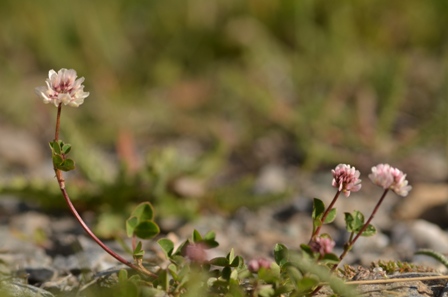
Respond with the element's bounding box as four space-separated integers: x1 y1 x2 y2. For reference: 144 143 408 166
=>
3 1 446 173
49 140 76 172
274 243 289 267
344 210 376 236
415 249 448 270
126 202 159 240
153 230 358 296
312 198 336 229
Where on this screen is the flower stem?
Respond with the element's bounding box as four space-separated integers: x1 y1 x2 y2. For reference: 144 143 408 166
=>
55 104 62 141
338 189 389 263
53 105 156 278
309 190 341 243
309 189 390 296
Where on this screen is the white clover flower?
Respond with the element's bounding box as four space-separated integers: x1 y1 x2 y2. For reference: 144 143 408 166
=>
35 68 89 107
331 164 362 197
368 164 394 189
369 164 412 197
389 167 412 197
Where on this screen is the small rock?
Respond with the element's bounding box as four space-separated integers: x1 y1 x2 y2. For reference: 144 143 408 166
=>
0 127 44 172
0 280 54 297
23 268 55 284
395 183 448 221
254 164 287 195
409 220 448 252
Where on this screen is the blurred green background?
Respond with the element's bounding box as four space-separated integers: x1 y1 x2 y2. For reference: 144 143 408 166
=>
0 0 447 232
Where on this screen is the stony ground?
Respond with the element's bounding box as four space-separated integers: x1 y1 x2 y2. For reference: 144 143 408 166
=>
0 126 447 296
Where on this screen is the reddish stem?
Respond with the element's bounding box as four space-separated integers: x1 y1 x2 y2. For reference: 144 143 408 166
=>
310 189 390 296
53 105 155 277
309 190 341 243
337 189 389 263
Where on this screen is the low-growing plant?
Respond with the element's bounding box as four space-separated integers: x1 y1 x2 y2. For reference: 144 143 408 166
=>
33 68 422 296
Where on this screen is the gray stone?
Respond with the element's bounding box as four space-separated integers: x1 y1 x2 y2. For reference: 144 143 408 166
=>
23 268 55 284
0 280 54 297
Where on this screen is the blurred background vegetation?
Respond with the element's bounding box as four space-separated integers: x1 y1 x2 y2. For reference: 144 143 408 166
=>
0 0 447 233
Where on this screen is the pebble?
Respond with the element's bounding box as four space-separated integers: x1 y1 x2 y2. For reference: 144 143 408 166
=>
408 220 448 252
0 280 55 297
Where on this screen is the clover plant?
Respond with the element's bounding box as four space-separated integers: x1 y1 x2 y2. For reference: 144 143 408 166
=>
35 68 414 296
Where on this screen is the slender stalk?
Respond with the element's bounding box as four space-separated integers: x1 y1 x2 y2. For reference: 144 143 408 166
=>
53 105 155 278
310 189 390 296
338 189 389 263
309 190 341 243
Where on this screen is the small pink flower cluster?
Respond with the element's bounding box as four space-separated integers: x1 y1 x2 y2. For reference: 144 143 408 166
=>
184 243 208 263
35 68 89 107
310 237 335 256
331 164 362 197
331 163 411 197
368 164 412 197
247 258 272 273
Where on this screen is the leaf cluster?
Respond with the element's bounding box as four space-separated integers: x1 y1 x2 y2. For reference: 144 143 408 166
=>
49 140 75 171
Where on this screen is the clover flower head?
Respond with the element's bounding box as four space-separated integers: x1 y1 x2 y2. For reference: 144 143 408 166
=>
35 68 89 107
331 164 362 197
369 164 412 197
389 167 412 197
248 258 272 273
368 164 394 189
310 237 335 256
184 243 207 263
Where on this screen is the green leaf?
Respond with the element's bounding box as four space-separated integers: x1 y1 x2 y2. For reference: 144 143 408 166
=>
202 231 219 248
299 244 314 257
297 276 319 294
117 280 139 297
158 238 174 258
174 240 189 256
274 243 289 266
258 285 275 297
52 154 63 166
157 269 169 291
221 266 231 280
126 216 138 238
312 198 325 220
313 218 323 229
361 224 376 237
58 158 75 171
133 220 160 239
128 274 141 283
192 229 202 243
204 238 219 249
324 208 337 224
321 253 340 265
227 248 236 263
415 249 448 269
130 202 154 222
285 265 303 284
61 143 71 154
345 211 365 233
133 241 145 258
353 210 365 230
118 269 128 283
204 231 216 241
229 256 240 268
50 140 62 155
209 257 229 267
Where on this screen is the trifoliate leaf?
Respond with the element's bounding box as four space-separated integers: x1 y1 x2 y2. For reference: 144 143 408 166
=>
158 239 175 258
130 202 154 222
324 208 337 224
126 216 138 238
312 198 325 220
133 220 160 239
